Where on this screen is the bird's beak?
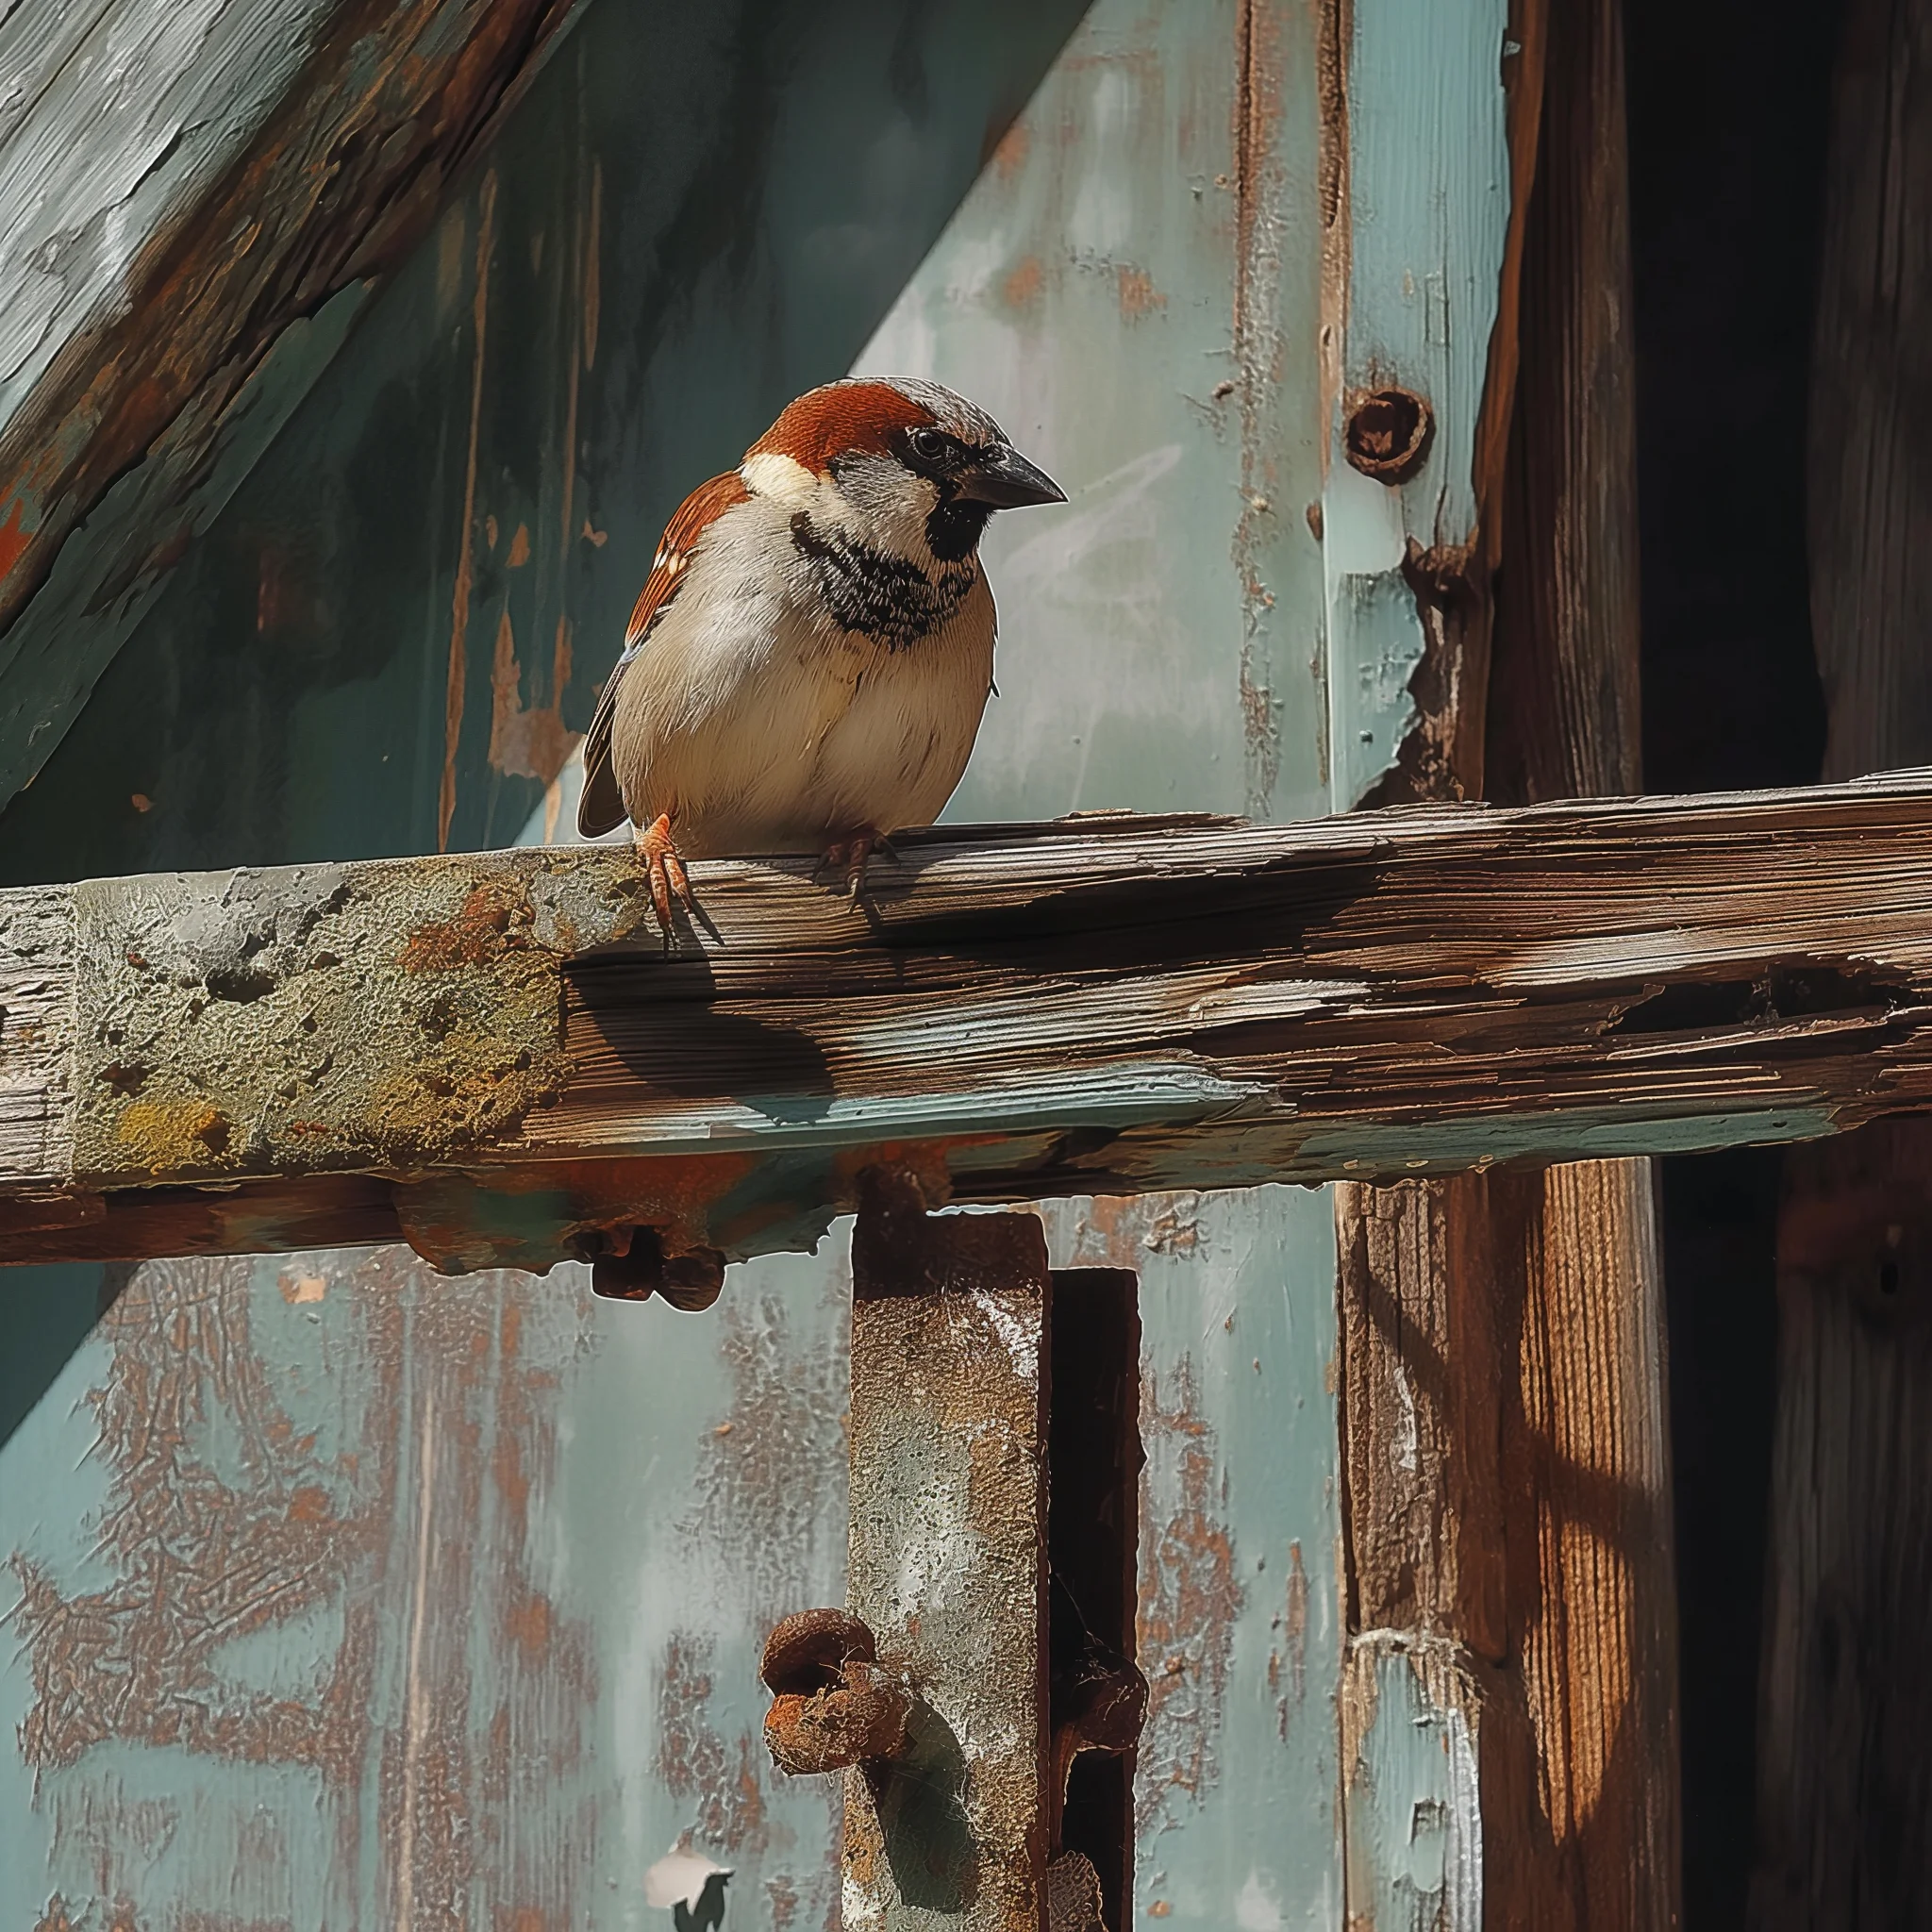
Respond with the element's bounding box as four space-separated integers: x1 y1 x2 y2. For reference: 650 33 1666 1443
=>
956 444 1066 508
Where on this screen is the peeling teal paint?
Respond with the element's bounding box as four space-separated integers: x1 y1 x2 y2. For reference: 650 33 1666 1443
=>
1323 0 1514 808
1344 1642 1482 1932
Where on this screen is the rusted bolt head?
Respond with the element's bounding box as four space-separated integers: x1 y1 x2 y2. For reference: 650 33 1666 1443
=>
1343 386 1433 485
660 1245 725 1312
764 1662 911 1775
759 1609 909 1776
760 1608 876 1693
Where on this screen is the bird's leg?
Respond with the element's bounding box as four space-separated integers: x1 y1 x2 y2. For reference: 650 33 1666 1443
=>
636 811 695 940
817 827 897 901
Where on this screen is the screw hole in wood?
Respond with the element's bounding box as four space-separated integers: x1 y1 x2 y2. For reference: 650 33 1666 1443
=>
1343 386 1434 485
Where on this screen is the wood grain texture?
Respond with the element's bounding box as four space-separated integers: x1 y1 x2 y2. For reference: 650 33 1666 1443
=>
0 0 581 813
1487 0 1641 809
1754 6 1932 1914
4 779 1932 1273
1806 0 1932 784
1753 1119 1932 1927
1342 4 1680 1918
1491 0 1680 1917
0 883 71 1185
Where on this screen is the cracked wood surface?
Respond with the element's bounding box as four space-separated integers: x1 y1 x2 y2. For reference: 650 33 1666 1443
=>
4 775 1932 1273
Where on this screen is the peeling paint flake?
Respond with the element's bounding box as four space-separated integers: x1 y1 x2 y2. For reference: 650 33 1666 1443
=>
1136 1356 1241 1839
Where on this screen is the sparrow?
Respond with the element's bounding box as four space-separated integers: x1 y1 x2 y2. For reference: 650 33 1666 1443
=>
577 376 1065 933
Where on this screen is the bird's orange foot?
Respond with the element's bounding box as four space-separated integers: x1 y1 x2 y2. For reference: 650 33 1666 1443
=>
636 811 695 941
817 828 897 901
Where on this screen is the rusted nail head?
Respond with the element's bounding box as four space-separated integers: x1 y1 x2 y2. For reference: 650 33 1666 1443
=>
764 1663 912 1775
760 1608 877 1693
1343 387 1433 485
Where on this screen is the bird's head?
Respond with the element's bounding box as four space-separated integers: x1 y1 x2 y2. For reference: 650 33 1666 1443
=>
741 376 1064 567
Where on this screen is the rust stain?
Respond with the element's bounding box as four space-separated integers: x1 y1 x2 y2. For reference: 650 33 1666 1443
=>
991 120 1032 180
1003 254 1045 309
440 170 498 856
655 1634 771 1853
1231 0 1291 814
507 1592 552 1655
0 491 33 581
398 876 536 974
506 523 532 568
9 1258 386 1786
1316 0 1351 454
1136 1356 1242 1839
1116 265 1167 318
487 607 578 784
1272 1541 1309 1740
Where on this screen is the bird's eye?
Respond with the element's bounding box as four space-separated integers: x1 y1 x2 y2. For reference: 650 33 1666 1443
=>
908 426 949 465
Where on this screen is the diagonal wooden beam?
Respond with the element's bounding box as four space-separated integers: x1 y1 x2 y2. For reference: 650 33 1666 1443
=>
0 0 582 812
7 773 1932 1274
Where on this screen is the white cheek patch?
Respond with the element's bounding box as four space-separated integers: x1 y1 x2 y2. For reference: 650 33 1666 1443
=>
740 450 818 508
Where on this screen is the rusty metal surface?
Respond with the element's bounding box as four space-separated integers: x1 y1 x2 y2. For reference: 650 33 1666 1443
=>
70 854 639 1189
842 1176 1053 1931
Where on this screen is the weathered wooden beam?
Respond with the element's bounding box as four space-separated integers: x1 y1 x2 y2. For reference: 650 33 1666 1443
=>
7 775 1932 1274
0 0 581 813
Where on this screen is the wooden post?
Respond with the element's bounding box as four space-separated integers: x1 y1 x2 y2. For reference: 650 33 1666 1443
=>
1485 0 1683 1911
1754 3 1932 1918
1340 0 1681 1920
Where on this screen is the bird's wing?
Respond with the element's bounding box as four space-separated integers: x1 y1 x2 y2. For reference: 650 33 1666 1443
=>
577 471 753 838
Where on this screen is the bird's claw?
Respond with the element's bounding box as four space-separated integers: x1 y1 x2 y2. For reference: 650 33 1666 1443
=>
638 811 696 942
817 828 897 902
